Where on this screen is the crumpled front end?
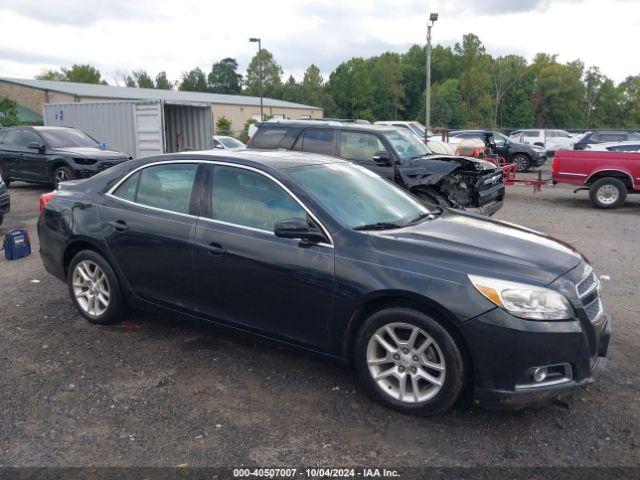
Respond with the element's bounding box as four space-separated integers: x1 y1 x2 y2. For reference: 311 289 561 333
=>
399 156 505 215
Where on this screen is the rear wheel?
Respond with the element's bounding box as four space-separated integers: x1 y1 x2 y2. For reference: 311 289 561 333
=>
53 166 74 188
0 165 10 187
67 250 125 325
589 177 627 209
511 154 531 172
353 308 465 415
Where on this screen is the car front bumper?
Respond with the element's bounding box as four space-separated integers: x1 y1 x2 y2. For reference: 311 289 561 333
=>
458 307 611 409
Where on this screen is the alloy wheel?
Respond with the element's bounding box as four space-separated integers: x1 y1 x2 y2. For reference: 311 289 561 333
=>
596 185 619 205
366 322 446 403
513 155 529 172
72 260 110 317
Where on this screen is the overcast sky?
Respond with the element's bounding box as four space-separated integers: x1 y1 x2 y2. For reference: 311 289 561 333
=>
0 0 638 85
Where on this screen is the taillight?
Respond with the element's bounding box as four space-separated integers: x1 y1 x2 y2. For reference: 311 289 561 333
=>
39 192 55 213
552 157 558 173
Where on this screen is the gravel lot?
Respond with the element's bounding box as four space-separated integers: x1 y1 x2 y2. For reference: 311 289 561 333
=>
0 172 638 468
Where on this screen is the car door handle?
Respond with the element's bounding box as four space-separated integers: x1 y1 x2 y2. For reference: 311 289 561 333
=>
207 242 226 256
108 220 129 232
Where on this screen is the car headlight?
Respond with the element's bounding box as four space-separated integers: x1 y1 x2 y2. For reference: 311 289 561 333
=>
468 275 574 320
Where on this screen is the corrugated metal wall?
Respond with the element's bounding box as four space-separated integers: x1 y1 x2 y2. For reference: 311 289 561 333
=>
43 101 138 157
164 104 213 153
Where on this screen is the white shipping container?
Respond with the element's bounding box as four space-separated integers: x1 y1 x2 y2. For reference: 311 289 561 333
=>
43 100 213 158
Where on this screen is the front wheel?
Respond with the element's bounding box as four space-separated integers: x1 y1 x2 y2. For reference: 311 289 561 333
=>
353 308 466 415
67 250 125 325
53 166 74 188
511 154 531 172
589 177 627 209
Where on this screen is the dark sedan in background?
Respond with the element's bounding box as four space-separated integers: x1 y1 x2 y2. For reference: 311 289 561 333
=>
0 126 131 188
38 150 610 415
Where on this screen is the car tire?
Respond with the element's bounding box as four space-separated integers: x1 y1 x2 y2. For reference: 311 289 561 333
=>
67 250 125 325
353 308 465 415
0 214 3 227
0 166 10 188
52 166 75 188
589 177 627 209
511 154 531 172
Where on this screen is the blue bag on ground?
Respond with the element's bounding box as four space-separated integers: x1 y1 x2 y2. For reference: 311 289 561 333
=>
3 228 31 260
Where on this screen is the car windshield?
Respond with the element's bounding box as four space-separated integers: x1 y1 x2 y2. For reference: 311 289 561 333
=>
383 129 431 160
493 132 510 144
408 122 426 138
39 129 98 148
219 137 244 148
289 162 432 230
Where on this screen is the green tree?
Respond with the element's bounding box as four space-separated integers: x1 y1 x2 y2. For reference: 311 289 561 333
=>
431 79 467 128
327 58 374 120
454 34 493 126
133 70 155 89
155 71 173 90
36 64 103 84
208 58 242 94
215 116 233 136
490 55 528 127
400 45 426 122
36 69 66 81
619 75 640 127
531 56 585 127
0 96 20 126
591 78 622 128
62 64 103 84
245 49 283 97
584 66 605 128
239 118 257 143
179 67 208 92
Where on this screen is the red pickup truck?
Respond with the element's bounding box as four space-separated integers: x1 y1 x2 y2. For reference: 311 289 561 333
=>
552 150 640 208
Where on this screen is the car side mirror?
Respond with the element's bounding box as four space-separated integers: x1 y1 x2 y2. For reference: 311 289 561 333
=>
214 144 224 149
372 150 392 165
274 218 325 243
27 141 44 150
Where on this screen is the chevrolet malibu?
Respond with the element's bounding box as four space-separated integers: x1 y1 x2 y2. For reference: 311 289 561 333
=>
37 150 610 415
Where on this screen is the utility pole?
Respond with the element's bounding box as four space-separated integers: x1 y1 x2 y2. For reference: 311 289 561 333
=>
249 37 264 121
425 13 438 136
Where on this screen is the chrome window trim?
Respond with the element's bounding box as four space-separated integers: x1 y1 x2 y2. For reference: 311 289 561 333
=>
558 172 587 176
105 159 335 247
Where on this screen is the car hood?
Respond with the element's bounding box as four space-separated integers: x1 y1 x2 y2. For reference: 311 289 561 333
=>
50 147 130 160
397 155 498 189
366 210 582 287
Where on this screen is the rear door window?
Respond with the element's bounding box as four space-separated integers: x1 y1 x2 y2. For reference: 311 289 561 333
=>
2 129 21 146
113 164 198 214
297 128 336 156
251 128 290 149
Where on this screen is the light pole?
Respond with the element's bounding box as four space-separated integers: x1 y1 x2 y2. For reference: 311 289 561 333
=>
425 12 438 135
249 37 264 121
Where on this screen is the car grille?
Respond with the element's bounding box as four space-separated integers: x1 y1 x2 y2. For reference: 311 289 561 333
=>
97 161 121 171
577 270 602 323
583 296 603 322
577 271 598 297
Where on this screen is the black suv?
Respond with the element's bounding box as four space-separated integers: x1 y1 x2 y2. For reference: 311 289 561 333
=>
248 121 505 215
573 131 640 150
0 126 131 188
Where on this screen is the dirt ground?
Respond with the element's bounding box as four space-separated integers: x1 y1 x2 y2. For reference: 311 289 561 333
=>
0 171 638 468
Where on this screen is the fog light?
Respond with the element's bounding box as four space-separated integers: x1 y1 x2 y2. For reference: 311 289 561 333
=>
532 367 548 383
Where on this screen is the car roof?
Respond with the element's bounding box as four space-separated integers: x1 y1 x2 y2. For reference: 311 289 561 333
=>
171 148 347 170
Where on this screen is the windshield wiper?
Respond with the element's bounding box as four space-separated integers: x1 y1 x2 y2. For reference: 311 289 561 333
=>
354 222 404 231
407 211 439 225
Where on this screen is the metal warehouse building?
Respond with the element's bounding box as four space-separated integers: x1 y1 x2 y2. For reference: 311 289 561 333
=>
0 77 323 131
